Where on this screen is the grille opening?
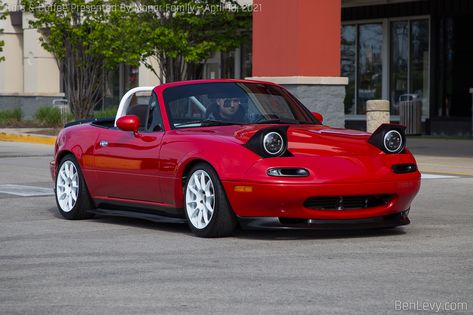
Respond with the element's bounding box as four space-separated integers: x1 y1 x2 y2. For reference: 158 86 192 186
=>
304 194 393 210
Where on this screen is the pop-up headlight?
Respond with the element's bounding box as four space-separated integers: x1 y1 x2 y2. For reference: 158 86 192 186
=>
368 124 406 154
244 126 290 158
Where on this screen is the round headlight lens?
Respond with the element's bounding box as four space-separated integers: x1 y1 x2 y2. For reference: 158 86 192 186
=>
384 130 403 153
263 132 284 156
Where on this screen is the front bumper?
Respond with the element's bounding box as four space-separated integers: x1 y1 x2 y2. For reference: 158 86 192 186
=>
223 176 420 220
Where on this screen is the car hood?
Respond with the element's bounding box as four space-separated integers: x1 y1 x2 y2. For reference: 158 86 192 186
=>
182 124 379 156
242 124 377 156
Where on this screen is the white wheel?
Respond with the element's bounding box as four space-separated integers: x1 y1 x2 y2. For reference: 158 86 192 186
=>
55 154 94 219
184 163 237 237
56 160 79 212
185 170 215 229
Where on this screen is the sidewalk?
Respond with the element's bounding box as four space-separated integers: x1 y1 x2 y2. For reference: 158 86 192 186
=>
0 128 472 176
407 137 473 176
0 128 57 145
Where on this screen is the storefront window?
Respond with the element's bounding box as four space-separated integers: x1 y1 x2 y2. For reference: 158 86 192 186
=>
410 19 430 117
358 24 383 115
390 19 429 116
342 19 429 118
101 68 120 110
221 50 236 79
100 65 139 110
124 65 139 91
204 38 252 80
241 37 252 79
341 25 356 114
390 21 409 115
203 52 221 79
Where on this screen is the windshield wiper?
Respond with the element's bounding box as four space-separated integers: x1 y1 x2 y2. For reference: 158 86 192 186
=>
174 119 238 128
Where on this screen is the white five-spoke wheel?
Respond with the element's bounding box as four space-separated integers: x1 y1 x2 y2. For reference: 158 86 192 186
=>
185 170 215 229
55 155 94 220
184 163 237 237
56 160 79 212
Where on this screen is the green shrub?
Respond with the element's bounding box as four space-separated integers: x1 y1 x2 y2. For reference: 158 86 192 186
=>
66 113 75 122
94 107 118 119
34 106 63 127
0 108 23 124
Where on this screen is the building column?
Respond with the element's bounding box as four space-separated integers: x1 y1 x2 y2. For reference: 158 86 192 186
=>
138 58 162 87
247 0 347 127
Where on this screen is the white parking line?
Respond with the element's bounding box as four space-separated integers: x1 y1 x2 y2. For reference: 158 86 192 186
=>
421 173 460 179
0 184 53 196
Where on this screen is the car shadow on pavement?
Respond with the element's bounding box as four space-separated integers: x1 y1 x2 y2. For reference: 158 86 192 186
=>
95 216 194 235
234 227 406 240
47 207 193 235
47 207 407 240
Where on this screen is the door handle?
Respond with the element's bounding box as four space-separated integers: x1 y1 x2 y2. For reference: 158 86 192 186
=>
99 140 108 147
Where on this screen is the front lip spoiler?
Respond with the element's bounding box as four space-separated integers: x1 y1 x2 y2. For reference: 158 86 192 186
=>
238 211 410 230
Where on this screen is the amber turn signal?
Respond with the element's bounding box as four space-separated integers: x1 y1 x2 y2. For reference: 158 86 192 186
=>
234 186 253 192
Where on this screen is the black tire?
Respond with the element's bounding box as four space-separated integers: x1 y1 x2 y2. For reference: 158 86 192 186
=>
184 163 237 237
55 154 95 220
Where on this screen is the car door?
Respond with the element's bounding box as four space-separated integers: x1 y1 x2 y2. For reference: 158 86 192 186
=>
93 90 165 203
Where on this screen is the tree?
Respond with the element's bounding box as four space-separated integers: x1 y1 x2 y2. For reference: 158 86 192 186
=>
21 0 252 118
0 0 7 62
138 0 252 82
22 0 144 118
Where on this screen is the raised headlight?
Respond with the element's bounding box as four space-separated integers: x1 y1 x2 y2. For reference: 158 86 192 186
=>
244 126 290 158
263 132 284 156
368 124 406 154
384 130 403 153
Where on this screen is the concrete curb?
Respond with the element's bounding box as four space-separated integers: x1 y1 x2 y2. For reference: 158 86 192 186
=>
0 133 56 145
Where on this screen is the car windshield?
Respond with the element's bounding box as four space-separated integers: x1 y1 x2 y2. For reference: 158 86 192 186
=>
162 82 320 129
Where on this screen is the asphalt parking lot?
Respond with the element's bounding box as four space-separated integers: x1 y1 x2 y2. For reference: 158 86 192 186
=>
0 141 472 314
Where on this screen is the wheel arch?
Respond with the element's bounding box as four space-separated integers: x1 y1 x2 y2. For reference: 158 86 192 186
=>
173 157 226 210
56 145 85 167
56 149 74 166
181 158 218 189
180 157 238 237
55 147 96 193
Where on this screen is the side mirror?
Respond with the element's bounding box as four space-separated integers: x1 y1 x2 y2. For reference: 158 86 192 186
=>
116 115 140 133
312 112 324 123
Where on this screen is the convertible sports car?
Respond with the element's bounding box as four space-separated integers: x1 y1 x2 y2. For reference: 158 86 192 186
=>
50 79 420 237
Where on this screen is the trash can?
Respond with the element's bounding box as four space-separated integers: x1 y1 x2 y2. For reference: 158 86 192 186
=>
399 95 422 135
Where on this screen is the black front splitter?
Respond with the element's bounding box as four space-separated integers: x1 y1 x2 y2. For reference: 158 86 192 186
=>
238 211 410 230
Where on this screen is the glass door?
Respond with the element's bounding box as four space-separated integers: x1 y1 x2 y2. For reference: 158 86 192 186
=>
390 21 409 115
357 23 383 115
390 19 430 116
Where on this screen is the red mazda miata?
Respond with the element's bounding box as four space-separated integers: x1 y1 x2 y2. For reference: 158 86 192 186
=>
50 79 420 237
